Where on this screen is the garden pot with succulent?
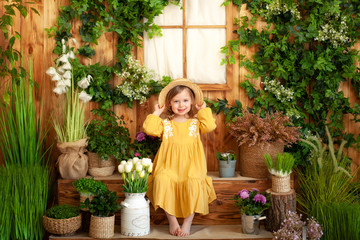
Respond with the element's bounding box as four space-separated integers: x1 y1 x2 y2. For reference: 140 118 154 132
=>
216 151 237 178
43 204 82 236
228 111 300 178
82 189 119 239
86 109 131 177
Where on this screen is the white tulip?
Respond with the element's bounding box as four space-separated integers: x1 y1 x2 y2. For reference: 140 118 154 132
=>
120 160 127 166
147 164 152 173
142 158 152 166
118 164 125 173
53 86 67 95
77 76 90 89
135 163 143 172
139 170 145 178
63 71 72 79
79 91 92 103
46 67 57 77
125 163 133 173
133 157 140 165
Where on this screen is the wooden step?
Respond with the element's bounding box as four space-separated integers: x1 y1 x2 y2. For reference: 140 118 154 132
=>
49 224 273 240
56 172 285 225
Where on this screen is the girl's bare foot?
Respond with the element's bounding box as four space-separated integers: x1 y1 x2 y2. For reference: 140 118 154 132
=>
165 212 181 236
178 213 195 237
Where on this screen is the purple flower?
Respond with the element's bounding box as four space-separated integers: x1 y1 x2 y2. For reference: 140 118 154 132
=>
136 131 146 142
134 152 141 157
253 194 266 204
250 188 259 192
238 189 249 199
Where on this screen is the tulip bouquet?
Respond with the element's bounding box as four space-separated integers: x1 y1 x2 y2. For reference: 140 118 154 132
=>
46 39 92 143
118 157 153 193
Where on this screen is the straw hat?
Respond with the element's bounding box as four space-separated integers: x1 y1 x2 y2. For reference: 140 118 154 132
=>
158 78 204 108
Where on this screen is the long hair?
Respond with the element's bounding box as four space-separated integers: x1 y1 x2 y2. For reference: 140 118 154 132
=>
164 85 195 119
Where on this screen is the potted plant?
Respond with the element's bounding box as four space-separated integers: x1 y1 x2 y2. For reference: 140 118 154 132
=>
131 131 161 159
83 189 119 238
118 157 153 236
232 189 270 235
46 39 92 179
228 110 300 178
72 177 108 207
264 152 295 193
43 204 81 236
216 151 237 178
86 108 131 177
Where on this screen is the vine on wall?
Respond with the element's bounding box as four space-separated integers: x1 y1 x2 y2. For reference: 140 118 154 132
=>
219 0 360 159
47 0 179 109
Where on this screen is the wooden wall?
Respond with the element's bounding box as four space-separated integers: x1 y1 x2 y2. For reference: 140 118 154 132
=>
0 1 359 171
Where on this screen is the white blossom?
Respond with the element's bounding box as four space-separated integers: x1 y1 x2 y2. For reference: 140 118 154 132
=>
77 76 91 89
118 164 125 173
79 91 92 103
46 67 57 77
62 71 72 79
53 86 67 95
61 62 72 70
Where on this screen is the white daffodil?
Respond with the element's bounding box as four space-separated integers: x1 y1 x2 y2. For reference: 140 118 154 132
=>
79 91 92 103
53 86 67 95
135 163 143 172
118 164 125 173
46 67 57 77
62 71 72 79
77 76 91 89
139 170 145 178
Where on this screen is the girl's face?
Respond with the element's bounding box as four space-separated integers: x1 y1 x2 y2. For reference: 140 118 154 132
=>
169 88 193 116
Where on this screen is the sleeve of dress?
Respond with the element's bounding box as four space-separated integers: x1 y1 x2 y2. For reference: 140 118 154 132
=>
197 107 216 134
143 114 164 137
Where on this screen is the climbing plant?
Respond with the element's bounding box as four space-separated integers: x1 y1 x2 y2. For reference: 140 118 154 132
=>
218 0 360 160
46 0 180 109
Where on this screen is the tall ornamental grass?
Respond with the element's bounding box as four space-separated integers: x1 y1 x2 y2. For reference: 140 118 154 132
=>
312 202 360 240
0 64 49 166
0 165 50 240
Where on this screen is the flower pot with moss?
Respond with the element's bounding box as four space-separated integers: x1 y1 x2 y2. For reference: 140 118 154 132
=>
72 177 108 210
43 205 81 236
228 111 300 178
217 151 237 178
82 189 119 238
86 109 131 177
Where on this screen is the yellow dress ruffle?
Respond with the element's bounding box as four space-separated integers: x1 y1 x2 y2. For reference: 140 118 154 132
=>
143 108 217 218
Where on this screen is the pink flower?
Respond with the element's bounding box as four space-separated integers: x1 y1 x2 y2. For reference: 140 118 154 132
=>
136 131 146 142
250 188 259 192
134 152 141 157
253 194 267 204
238 189 249 199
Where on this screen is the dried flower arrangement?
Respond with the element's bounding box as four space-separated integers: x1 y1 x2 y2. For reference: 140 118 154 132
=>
228 111 301 148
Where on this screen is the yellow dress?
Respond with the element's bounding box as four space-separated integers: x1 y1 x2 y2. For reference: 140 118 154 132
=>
143 108 217 218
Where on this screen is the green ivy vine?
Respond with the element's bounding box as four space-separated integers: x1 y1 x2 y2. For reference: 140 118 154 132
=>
219 0 360 156
46 0 180 109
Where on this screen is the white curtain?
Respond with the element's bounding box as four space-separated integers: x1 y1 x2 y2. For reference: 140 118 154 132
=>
144 0 226 84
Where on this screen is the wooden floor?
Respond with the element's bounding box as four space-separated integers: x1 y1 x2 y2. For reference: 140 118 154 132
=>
49 225 273 240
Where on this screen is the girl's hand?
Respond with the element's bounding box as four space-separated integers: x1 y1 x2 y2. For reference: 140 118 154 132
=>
195 102 206 110
153 104 165 116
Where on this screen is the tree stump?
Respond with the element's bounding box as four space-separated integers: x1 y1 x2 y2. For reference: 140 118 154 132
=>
265 189 296 232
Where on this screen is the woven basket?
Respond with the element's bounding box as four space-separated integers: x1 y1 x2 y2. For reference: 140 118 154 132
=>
239 142 284 178
89 215 115 238
87 152 116 177
43 214 82 236
79 194 94 211
272 175 291 193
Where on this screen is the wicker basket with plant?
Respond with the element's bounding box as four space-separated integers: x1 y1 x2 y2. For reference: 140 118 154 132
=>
72 177 108 209
43 204 81 236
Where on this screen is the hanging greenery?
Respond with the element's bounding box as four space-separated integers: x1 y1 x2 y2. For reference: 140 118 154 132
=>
218 0 360 161
46 0 180 109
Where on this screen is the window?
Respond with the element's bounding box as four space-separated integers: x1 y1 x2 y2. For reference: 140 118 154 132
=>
142 0 234 90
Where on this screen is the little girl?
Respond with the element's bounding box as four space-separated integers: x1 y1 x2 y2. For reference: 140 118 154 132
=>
143 78 217 237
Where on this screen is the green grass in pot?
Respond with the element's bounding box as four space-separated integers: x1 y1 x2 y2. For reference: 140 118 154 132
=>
264 152 295 177
86 109 131 161
72 177 108 196
46 205 79 219
216 152 236 161
83 189 120 217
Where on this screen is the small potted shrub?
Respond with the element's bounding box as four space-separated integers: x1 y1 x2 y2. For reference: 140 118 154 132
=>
86 109 131 177
264 152 295 193
43 204 81 236
228 111 300 178
216 151 237 178
83 189 120 238
72 177 108 209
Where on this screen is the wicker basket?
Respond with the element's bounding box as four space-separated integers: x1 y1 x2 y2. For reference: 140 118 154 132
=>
87 152 116 177
43 214 82 236
272 175 291 193
89 215 115 238
79 194 94 211
239 142 284 178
